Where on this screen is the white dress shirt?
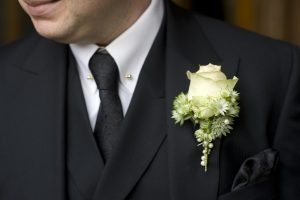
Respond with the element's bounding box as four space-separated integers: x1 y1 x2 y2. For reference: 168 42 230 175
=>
70 0 164 129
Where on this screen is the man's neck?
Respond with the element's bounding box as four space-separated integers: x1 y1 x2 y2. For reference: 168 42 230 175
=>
96 0 152 46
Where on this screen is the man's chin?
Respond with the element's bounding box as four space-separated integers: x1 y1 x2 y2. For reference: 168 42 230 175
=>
33 26 73 44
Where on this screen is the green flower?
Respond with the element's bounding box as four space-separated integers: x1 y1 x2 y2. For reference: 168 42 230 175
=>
172 93 191 125
172 63 240 172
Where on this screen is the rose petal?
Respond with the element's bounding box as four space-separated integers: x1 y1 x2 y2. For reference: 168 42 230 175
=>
188 74 238 98
188 74 224 98
198 63 221 73
197 71 227 81
216 78 238 91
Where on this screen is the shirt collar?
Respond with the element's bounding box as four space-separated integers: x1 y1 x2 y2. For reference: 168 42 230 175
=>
70 0 164 93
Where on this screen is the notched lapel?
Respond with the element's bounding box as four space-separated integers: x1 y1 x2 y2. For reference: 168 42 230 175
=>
92 22 167 200
1 35 69 199
2 36 68 100
93 94 166 200
165 2 239 200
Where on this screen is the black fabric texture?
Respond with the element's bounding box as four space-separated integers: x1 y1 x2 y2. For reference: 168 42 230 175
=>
89 50 124 162
231 149 279 191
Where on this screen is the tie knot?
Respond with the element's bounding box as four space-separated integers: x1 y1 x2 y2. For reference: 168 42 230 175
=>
89 50 119 91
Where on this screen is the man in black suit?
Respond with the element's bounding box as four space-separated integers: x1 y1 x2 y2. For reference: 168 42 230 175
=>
1 0 300 199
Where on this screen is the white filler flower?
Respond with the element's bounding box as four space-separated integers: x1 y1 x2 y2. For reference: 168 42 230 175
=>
172 64 240 171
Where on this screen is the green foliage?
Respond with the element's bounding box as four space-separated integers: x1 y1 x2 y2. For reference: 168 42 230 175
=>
172 89 240 171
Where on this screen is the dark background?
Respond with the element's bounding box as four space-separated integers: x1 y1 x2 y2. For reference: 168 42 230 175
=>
1 0 300 46
0 0 224 45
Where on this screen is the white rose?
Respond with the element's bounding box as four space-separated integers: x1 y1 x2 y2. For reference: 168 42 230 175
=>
187 63 238 99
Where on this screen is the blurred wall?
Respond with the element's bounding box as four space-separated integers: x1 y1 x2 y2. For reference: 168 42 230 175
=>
0 1 32 45
1 0 300 46
224 0 300 46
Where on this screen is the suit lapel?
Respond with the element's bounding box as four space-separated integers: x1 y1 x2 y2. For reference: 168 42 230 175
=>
8 37 106 199
67 51 105 200
4 35 69 199
92 19 167 200
165 2 239 200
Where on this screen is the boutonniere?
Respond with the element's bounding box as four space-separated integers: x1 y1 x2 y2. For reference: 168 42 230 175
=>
172 63 240 171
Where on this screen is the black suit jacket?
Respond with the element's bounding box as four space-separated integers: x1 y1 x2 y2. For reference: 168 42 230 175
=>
1 2 300 200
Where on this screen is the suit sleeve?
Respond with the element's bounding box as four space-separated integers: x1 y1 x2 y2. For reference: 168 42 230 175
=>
273 45 300 200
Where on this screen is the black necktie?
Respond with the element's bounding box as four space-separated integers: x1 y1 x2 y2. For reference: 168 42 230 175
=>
89 49 124 162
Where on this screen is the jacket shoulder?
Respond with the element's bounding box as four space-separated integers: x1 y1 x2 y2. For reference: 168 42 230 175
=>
193 14 297 58
0 33 42 66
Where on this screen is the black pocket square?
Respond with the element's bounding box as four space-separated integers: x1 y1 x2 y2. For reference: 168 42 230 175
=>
231 149 279 191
